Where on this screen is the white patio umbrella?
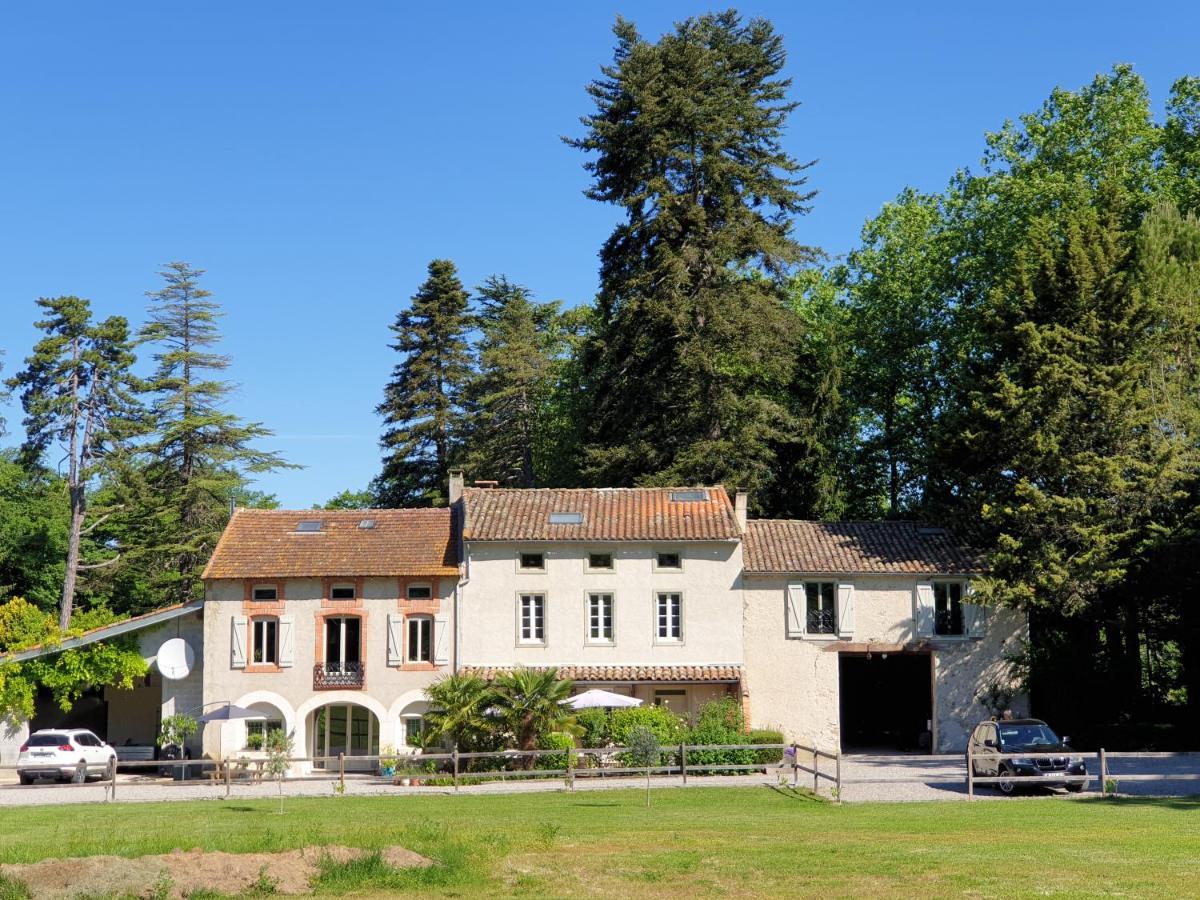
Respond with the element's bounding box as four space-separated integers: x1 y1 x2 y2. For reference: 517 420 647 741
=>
196 703 266 765
566 689 644 710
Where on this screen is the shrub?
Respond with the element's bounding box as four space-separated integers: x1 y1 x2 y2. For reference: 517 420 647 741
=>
537 731 575 770
610 705 685 746
575 708 611 748
686 698 753 769
747 729 785 764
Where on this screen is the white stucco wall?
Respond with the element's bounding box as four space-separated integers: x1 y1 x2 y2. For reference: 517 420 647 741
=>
458 541 744 668
201 576 456 765
743 575 1028 753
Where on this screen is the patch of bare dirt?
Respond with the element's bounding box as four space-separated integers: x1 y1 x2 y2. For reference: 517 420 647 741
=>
0 844 430 898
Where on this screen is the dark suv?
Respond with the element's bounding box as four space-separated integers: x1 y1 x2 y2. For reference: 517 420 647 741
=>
968 718 1087 794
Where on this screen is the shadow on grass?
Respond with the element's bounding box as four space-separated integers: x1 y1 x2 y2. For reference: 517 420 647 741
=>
221 806 256 813
765 785 824 803
1072 795 1200 812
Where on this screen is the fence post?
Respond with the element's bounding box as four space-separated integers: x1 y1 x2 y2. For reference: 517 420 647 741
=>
107 757 116 802
680 742 687 786
967 743 975 801
835 748 842 800
813 749 819 794
1098 748 1107 796
225 758 232 798
452 746 459 792
791 743 798 788
338 752 345 793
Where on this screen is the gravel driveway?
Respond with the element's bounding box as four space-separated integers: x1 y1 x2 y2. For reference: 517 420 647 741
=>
0 753 1195 806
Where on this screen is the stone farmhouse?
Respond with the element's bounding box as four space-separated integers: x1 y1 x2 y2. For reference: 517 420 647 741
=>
0 474 1026 767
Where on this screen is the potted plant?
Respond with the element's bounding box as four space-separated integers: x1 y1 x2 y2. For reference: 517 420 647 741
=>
245 731 265 752
379 745 399 777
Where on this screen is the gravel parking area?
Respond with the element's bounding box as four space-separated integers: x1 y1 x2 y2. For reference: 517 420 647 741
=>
0 753 1195 806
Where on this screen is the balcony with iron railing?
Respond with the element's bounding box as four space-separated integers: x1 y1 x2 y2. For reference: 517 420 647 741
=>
313 661 364 690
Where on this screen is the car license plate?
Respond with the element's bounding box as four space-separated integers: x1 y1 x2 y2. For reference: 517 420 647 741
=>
33 751 52 757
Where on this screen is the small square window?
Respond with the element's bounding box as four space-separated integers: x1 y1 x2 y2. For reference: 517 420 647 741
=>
656 552 681 570
519 552 545 571
406 584 433 600
331 585 356 600
252 586 277 602
587 552 613 570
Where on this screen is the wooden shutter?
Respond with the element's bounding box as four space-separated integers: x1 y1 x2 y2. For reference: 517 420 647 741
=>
433 613 450 665
963 583 987 637
387 613 403 666
914 583 935 636
230 615 248 669
277 615 295 667
836 583 855 638
786 584 805 636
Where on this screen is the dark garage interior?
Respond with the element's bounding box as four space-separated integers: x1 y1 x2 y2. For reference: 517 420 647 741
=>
839 652 933 752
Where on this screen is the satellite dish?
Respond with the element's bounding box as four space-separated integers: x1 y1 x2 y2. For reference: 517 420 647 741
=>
156 638 194 681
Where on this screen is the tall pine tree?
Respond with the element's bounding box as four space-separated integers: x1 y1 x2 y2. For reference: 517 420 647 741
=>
463 276 567 487
127 262 293 606
374 259 472 506
568 12 816 495
6 298 142 629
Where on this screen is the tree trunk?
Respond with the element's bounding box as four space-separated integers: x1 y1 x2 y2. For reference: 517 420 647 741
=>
60 483 86 631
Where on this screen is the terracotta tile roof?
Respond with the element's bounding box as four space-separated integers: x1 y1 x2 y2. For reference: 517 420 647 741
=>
461 665 743 683
202 508 458 579
462 486 741 542
743 520 986 575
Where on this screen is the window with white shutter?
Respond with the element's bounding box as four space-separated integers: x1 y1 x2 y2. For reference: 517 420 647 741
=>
230 616 248 669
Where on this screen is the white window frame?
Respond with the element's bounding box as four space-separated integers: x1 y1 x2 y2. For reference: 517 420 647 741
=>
406 615 433 663
324 615 362 666
654 591 683 644
653 550 683 572
586 592 615 645
585 550 615 573
406 582 433 600
251 616 278 664
517 551 546 572
330 583 356 601
933 581 967 638
402 715 424 749
245 717 284 748
803 581 838 637
251 585 278 602
517 593 546 645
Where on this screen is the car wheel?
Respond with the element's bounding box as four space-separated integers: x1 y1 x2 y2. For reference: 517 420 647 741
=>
18 772 34 786
72 761 87 784
996 764 1016 795
1066 782 1085 793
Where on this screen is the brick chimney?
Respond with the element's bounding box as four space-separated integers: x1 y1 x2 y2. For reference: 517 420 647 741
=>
734 489 748 530
448 469 464 505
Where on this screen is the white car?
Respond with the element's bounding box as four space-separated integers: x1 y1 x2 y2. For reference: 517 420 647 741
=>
17 729 117 785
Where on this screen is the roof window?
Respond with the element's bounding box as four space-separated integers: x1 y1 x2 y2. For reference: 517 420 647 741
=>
917 526 948 537
295 520 323 533
669 490 708 502
549 512 584 525
358 519 376 530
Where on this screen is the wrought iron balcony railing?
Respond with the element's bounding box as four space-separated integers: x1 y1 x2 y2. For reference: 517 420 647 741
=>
807 608 836 635
314 661 364 689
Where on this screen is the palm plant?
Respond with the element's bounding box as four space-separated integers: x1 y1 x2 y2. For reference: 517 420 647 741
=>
491 667 578 766
422 673 498 752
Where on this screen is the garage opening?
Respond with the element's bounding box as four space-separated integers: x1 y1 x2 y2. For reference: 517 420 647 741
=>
839 652 933 753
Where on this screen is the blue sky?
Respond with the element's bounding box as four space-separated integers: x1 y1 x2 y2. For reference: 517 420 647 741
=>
1 2 1196 508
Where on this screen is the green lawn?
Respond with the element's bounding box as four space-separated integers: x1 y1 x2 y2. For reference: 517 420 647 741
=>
1 789 1197 898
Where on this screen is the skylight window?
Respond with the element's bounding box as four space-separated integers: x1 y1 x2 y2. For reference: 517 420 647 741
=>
358 519 376 530
917 526 948 537
295 520 323 533
549 512 584 525
669 490 708 502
